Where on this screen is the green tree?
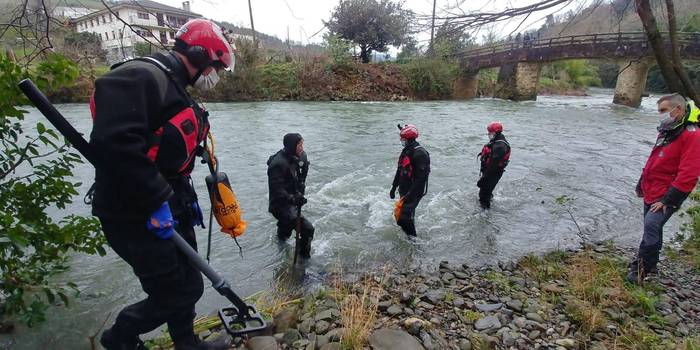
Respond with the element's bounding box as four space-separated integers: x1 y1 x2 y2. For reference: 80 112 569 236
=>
549 60 602 88
433 22 474 58
682 13 700 32
322 32 352 67
133 42 155 57
63 32 103 56
397 37 419 62
326 0 412 63
401 57 458 99
0 53 106 327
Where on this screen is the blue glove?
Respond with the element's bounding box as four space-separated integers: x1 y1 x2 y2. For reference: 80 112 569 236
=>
192 201 204 228
147 201 176 239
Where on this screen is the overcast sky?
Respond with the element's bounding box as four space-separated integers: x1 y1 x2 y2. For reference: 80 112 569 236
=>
157 0 589 47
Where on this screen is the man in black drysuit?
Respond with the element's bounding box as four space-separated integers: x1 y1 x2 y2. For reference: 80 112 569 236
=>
90 19 234 350
267 133 314 258
390 124 430 236
477 122 511 209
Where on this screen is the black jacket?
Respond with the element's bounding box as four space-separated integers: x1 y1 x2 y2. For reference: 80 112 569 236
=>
89 53 202 220
267 150 309 215
392 140 430 200
480 133 510 177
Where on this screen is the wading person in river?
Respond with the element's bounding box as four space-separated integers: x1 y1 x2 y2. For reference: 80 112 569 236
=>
390 124 430 236
477 122 511 209
90 19 234 350
267 133 314 259
628 93 700 284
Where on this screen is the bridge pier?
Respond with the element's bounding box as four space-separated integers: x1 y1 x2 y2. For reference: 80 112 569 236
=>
613 58 654 108
494 62 541 101
453 69 479 99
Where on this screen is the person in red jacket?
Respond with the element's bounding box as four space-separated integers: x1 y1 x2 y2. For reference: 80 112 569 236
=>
628 93 700 284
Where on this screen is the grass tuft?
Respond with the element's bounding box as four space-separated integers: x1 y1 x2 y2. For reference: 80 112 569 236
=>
484 271 513 292
335 275 380 350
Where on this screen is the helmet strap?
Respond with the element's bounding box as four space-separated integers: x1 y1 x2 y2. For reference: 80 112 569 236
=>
190 68 205 86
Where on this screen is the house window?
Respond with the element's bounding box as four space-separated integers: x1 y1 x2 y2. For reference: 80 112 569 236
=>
109 14 113 22
112 31 116 39
102 15 105 24
90 19 94 27
119 29 123 38
105 32 109 40
137 12 149 20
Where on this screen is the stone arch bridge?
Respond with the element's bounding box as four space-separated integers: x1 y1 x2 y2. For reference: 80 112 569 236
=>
453 32 700 107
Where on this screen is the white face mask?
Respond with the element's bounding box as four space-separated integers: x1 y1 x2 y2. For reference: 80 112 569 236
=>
193 69 220 91
488 133 495 140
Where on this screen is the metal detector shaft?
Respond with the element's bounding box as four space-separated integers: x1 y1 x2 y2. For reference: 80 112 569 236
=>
18 78 253 318
170 233 249 312
293 204 302 265
18 79 96 165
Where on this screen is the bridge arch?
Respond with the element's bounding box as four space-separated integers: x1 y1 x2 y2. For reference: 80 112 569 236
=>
454 32 700 107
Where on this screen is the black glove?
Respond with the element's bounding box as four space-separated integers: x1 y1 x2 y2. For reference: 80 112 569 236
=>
293 193 307 206
389 186 397 199
477 177 485 188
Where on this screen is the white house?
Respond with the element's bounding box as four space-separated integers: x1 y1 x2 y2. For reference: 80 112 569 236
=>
53 6 95 19
73 0 200 63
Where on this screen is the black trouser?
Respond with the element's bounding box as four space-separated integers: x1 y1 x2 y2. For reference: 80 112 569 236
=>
397 195 423 236
631 204 678 273
478 169 504 209
99 215 203 344
272 206 314 257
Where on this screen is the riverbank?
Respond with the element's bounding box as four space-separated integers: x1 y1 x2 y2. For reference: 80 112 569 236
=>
145 240 700 350
48 61 593 103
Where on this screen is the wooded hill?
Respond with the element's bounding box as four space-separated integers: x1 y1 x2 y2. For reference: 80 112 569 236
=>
537 0 700 38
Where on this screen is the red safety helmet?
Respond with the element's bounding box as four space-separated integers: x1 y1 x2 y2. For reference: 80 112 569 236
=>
487 121 503 133
399 124 419 139
175 19 235 71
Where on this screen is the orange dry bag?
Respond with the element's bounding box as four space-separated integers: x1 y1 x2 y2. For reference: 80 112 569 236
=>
206 172 247 237
393 197 404 222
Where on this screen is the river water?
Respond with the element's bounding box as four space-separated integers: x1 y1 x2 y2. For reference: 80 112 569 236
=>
3 89 682 349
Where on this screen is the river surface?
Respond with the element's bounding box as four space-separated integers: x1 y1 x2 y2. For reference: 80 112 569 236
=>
2 89 683 349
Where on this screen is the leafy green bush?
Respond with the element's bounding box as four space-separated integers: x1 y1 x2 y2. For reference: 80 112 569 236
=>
476 68 498 96
401 57 457 99
256 63 301 99
647 62 700 93
674 191 700 269
0 53 106 326
323 33 352 67
133 42 157 57
682 13 700 32
543 59 601 89
539 77 573 91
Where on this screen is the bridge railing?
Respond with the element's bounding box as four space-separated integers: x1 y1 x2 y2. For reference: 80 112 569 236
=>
456 31 700 60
